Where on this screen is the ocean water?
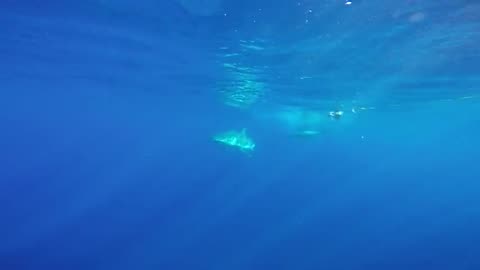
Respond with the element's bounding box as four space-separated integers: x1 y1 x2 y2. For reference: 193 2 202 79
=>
1 0 480 269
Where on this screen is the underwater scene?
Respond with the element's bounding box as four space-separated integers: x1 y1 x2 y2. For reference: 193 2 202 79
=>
1 0 480 269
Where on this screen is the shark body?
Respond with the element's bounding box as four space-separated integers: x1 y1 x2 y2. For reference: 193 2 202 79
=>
213 128 255 152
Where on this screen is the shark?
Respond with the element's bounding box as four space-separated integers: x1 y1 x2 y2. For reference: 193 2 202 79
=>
293 129 321 137
213 128 255 153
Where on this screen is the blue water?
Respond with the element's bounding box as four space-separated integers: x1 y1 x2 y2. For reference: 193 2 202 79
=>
1 1 480 269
